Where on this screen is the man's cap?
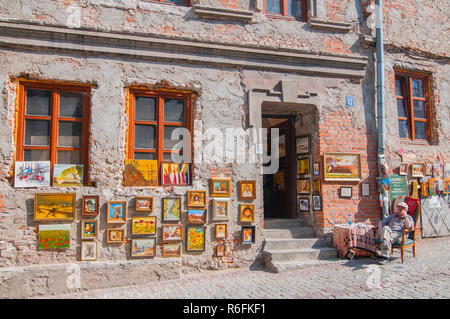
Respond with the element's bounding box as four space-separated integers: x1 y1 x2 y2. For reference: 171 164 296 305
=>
397 202 408 209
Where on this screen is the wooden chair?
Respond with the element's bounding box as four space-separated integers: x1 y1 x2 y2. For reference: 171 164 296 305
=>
391 202 421 263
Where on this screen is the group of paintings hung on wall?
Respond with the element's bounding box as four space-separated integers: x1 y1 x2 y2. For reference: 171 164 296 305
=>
34 193 76 222
14 162 84 188
161 163 190 186
323 153 361 181
123 159 158 186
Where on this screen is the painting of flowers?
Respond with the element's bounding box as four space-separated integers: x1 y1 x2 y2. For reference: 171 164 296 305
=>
186 226 205 252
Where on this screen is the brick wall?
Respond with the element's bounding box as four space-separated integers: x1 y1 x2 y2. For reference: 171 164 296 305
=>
327 0 350 22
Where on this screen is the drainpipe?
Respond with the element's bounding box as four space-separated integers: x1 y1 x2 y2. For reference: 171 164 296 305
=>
375 0 390 219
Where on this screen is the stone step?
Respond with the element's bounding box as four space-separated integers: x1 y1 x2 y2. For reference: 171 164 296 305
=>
264 247 338 262
263 218 307 229
264 227 315 239
266 259 342 273
264 237 329 250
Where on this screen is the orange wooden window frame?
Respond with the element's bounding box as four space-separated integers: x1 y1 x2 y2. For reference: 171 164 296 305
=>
394 70 431 142
127 88 194 185
16 80 91 183
263 0 307 21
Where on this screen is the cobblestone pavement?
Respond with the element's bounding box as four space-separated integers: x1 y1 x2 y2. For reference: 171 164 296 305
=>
53 237 450 299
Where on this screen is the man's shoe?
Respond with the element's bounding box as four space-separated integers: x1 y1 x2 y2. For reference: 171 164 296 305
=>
378 257 390 265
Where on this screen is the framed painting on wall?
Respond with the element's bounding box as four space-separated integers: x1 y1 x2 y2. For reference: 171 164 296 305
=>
106 228 125 244
162 224 183 242
238 180 256 201
241 226 255 245
313 179 321 193
211 199 229 222
296 135 310 155
82 195 99 216
53 164 84 186
323 153 361 181
215 224 227 240
123 159 158 186
186 209 207 224
411 163 425 177
210 178 232 197
135 196 153 212
186 225 206 252
312 195 322 211
186 190 207 208
399 163 408 176
106 201 127 224
131 238 156 258
34 193 76 222
162 243 181 258
313 162 320 176
297 179 310 194
297 157 310 177
81 219 97 240
38 224 71 250
14 161 51 188
298 197 309 212
239 204 255 223
425 163 433 176
161 162 190 186
131 216 156 236
162 197 181 222
80 241 98 261
339 187 353 198
216 244 226 257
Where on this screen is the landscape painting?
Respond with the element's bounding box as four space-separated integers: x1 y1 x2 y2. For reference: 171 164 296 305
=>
53 164 84 186
162 243 181 258
187 209 206 224
131 238 156 258
34 193 76 221
162 197 181 222
323 153 361 181
38 224 70 250
131 216 156 235
123 160 158 186
14 161 50 188
162 224 183 242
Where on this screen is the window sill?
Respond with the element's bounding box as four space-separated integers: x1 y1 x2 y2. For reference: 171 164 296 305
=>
193 5 254 22
399 139 432 146
265 13 306 22
308 18 352 33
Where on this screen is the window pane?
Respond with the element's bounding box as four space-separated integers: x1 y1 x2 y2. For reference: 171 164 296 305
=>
57 150 82 164
135 124 156 149
395 79 403 97
397 99 407 117
164 98 184 122
266 0 281 14
412 79 424 97
166 0 185 5
414 122 426 140
24 119 50 146
134 152 156 160
398 120 409 139
59 92 83 118
163 152 178 161
413 100 426 119
26 89 51 116
287 0 302 17
135 96 156 121
164 126 183 150
58 121 82 147
24 149 49 161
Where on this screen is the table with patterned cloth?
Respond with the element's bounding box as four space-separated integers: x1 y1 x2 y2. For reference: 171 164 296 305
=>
332 223 377 259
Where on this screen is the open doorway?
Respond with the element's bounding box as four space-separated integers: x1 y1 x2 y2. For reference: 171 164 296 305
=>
262 114 297 219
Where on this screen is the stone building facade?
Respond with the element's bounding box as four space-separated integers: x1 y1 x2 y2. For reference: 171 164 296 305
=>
0 0 448 297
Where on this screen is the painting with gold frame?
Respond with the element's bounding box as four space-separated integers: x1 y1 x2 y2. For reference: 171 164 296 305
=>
162 243 181 258
215 224 227 240
411 163 425 178
131 216 156 236
162 224 183 242
135 196 153 212
210 178 232 197
216 244 226 257
297 179 310 194
106 201 127 224
297 157 310 177
81 219 98 240
313 179 321 193
186 190 207 208
238 180 256 201
239 204 255 223
162 197 181 222
106 228 125 244
82 195 99 216
186 225 206 252
323 153 361 181
34 193 76 222
131 238 156 258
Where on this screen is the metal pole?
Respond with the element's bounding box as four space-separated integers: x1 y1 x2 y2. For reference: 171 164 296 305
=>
376 0 385 157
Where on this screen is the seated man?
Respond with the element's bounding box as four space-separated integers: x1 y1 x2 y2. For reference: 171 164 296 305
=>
376 202 414 265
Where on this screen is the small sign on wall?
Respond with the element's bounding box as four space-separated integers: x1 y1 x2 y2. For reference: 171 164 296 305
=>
346 96 354 107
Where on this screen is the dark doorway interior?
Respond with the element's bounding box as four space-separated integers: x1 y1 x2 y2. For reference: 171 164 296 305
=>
262 114 297 219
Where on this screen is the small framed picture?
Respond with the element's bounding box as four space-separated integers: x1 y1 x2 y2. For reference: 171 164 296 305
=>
211 199 229 222
210 178 232 197
131 216 156 236
161 162 190 186
81 241 98 261
135 196 153 212
131 238 156 258
296 135 310 155
162 197 181 222
106 201 127 224
216 244 226 257
162 243 181 258
313 179 321 193
106 228 125 244
399 163 408 176
186 209 207 224
82 195 99 216
361 183 370 196
81 219 98 240
186 225 206 252
187 190 207 208
238 180 256 201
340 187 353 198
313 162 320 176
411 163 425 177
241 226 256 245
162 224 183 242
298 197 309 212
297 179 310 194
297 157 310 177
215 224 227 240
239 204 255 223
312 195 322 211
425 163 433 176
